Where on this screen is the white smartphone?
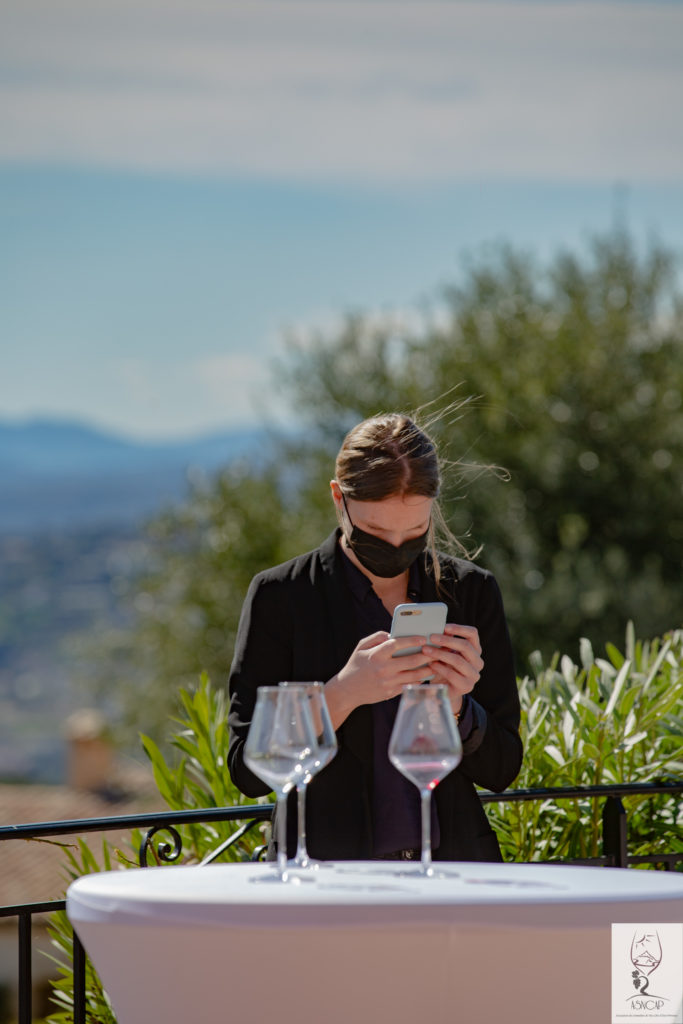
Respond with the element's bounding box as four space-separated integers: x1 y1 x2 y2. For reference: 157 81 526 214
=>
390 602 448 679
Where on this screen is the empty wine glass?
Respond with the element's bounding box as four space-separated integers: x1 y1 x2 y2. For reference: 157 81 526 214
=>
388 684 462 877
243 685 319 882
279 682 338 869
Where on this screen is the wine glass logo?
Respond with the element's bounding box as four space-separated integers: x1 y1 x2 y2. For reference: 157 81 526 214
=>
630 931 663 998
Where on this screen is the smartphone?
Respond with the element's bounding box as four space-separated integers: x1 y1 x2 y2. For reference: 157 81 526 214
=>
390 602 448 679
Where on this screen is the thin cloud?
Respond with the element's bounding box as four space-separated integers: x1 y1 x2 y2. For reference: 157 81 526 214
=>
1 1 682 182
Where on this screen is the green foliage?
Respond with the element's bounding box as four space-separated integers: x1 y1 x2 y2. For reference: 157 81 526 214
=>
487 625 683 865
138 673 271 863
46 840 120 1024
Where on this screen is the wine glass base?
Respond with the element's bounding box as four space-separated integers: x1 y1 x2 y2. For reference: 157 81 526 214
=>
281 868 318 882
288 857 335 871
248 869 312 885
330 863 460 881
397 865 461 879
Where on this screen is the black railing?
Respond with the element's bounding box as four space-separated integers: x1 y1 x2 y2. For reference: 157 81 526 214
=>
1 782 681 1024
480 780 683 869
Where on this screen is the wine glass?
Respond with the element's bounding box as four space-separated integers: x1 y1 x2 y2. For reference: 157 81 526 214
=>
243 685 319 882
388 684 462 877
279 682 338 869
631 930 662 976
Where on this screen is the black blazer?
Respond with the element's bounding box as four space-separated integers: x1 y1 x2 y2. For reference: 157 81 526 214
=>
228 530 522 862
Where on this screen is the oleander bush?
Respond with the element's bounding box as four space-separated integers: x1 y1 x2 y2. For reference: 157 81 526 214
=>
487 624 683 865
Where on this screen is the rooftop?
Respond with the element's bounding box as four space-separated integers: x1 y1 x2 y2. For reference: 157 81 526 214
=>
0 767 165 909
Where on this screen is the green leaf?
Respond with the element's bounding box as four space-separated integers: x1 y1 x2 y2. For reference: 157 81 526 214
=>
604 659 632 717
579 637 594 671
605 643 626 669
626 621 636 662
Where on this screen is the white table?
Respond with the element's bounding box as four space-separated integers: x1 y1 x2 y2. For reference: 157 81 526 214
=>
67 861 683 1024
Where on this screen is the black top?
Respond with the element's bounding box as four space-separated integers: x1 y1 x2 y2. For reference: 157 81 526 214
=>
228 529 522 862
341 550 428 854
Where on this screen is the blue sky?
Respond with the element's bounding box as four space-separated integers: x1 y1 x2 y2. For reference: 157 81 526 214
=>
2 1 682 440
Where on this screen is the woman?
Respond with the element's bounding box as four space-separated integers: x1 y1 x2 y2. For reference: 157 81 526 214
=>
228 413 522 862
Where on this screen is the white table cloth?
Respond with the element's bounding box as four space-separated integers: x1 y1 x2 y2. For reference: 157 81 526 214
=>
67 860 683 1024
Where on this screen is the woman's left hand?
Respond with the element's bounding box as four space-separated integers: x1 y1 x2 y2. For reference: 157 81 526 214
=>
422 623 484 716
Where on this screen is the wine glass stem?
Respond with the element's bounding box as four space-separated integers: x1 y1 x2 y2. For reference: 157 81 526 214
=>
295 782 308 864
275 792 289 879
420 789 433 876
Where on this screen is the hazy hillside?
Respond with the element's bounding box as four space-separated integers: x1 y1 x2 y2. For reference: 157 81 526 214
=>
0 418 268 783
0 526 140 782
0 419 266 532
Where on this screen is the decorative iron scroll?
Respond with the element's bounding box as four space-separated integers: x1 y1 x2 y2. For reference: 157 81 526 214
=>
199 817 264 865
139 824 183 867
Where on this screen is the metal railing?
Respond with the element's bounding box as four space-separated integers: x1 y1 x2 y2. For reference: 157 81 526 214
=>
1 781 681 1024
480 780 683 869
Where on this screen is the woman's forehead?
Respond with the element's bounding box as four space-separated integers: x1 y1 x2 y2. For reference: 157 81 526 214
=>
348 492 432 520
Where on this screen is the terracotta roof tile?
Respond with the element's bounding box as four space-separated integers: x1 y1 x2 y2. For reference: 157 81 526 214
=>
0 782 167 908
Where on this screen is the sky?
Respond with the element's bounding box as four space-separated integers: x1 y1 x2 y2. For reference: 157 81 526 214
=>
2 0 682 441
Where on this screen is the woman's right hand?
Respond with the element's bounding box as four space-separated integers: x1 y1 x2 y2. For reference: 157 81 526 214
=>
323 631 435 729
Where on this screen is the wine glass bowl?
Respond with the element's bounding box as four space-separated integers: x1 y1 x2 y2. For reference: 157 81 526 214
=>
388 684 462 876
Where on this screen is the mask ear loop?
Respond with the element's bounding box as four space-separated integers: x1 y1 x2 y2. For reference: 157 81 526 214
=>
340 492 354 529
339 493 359 556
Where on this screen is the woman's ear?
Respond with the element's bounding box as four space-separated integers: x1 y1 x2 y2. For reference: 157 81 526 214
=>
330 480 343 508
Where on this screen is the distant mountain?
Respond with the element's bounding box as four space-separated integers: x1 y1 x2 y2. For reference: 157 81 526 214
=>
0 418 268 532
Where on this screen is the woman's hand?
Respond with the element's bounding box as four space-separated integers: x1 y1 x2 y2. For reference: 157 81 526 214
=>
422 623 484 716
324 631 438 729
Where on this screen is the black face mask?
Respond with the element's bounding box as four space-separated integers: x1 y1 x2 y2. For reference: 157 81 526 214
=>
341 496 429 578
